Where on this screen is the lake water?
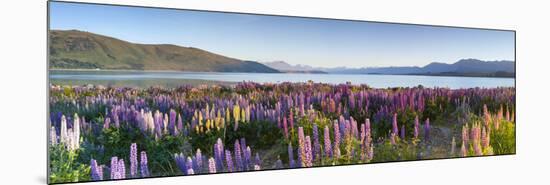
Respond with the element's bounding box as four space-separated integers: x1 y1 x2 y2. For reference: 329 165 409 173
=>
49 70 515 89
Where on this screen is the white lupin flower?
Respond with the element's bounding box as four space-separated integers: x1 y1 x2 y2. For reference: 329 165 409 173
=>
57 114 81 151
73 113 80 150
66 129 75 151
50 126 57 145
163 113 169 134
146 111 155 133
60 115 68 147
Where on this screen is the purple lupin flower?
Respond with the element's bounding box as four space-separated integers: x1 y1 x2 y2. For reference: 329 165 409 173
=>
208 157 216 173
234 140 243 171
424 118 430 140
110 156 118 179
288 142 295 168
169 109 176 135
324 125 332 159
312 124 321 161
225 150 234 172
130 143 138 178
118 159 126 179
392 113 399 136
275 158 284 169
90 159 103 181
414 115 420 139
239 138 247 169
140 151 149 177
186 156 194 173
195 149 203 173
174 153 187 174
215 138 224 171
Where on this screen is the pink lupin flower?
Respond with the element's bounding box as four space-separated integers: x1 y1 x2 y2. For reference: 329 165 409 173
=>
462 124 469 145
481 126 490 149
118 159 126 179
390 132 397 145
392 113 399 136
483 104 491 127
297 127 306 167
104 117 111 130
110 156 119 179
283 116 288 139
323 125 332 158
424 118 430 140
208 157 216 173
130 143 138 178
460 140 467 157
413 115 420 139
304 136 313 167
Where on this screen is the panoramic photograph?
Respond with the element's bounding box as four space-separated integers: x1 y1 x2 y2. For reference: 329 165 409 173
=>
48 1 515 184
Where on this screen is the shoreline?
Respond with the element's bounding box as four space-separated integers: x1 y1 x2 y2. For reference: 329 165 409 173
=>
49 68 516 79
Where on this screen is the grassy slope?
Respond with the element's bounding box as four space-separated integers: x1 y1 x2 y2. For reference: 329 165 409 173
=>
49 30 279 73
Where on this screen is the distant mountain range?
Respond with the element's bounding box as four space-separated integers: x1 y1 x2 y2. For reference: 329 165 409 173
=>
263 61 327 74
265 59 514 77
49 30 279 73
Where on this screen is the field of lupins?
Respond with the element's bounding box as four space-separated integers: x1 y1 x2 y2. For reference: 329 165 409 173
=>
48 82 515 183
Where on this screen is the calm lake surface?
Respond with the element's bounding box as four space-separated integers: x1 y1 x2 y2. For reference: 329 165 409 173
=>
49 70 515 89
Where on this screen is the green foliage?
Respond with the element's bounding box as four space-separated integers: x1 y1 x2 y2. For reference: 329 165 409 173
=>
491 120 516 154
145 135 190 176
49 145 90 183
372 139 418 162
423 96 450 122
227 120 283 151
397 108 421 139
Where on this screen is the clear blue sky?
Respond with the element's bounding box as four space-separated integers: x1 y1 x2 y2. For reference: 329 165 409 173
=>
50 2 515 68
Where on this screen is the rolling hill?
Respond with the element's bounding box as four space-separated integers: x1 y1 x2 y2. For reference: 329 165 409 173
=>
49 30 280 73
